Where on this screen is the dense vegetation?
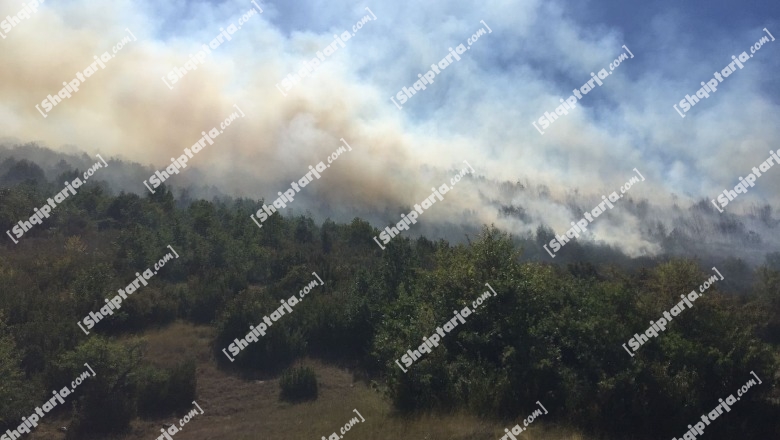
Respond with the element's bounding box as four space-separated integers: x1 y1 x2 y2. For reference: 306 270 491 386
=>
279 366 319 402
0 158 778 439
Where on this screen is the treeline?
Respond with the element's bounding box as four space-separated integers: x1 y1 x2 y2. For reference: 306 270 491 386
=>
0 159 778 439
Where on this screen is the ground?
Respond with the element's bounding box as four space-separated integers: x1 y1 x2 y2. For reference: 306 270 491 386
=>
29 321 593 440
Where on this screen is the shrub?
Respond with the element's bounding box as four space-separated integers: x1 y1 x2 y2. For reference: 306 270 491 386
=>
215 290 307 371
0 316 37 430
279 366 318 402
136 359 197 417
53 338 142 436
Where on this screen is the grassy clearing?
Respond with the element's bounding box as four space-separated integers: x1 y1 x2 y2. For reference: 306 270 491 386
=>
29 321 601 440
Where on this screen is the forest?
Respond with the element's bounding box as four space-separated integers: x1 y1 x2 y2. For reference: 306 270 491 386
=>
0 156 778 439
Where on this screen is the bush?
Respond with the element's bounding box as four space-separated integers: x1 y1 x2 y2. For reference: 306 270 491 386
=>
66 387 137 439
136 359 197 417
279 366 318 402
0 316 37 430
51 338 142 436
215 290 307 371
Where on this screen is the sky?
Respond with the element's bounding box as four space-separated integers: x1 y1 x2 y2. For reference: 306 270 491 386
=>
1 0 779 258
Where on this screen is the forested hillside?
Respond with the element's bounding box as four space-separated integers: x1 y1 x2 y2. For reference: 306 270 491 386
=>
0 159 778 439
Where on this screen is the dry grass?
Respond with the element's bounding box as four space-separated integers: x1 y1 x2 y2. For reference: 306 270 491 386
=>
30 321 601 440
